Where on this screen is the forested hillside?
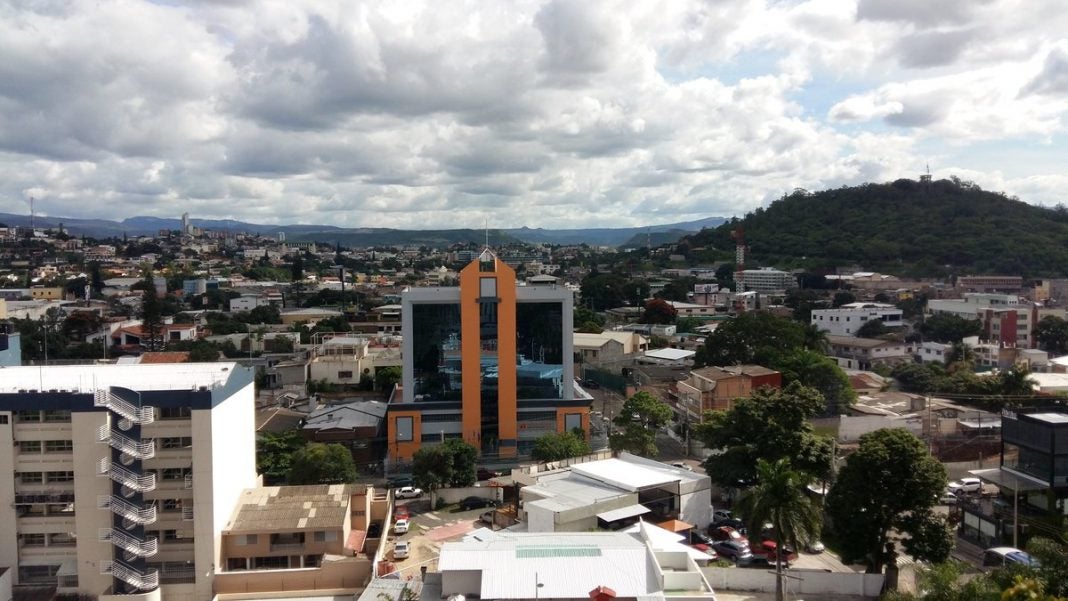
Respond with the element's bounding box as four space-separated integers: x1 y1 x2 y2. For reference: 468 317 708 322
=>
685 178 1068 277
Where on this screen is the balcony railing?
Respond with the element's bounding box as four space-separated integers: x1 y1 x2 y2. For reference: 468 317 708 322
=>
94 389 154 425
270 542 306 552
98 425 156 460
99 528 158 557
98 459 156 492
101 560 159 591
99 495 157 525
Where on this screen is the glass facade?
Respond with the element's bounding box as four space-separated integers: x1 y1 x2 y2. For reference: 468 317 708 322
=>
515 302 564 400
411 304 463 401
479 299 499 449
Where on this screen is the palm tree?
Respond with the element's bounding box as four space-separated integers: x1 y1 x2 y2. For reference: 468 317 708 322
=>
736 458 823 601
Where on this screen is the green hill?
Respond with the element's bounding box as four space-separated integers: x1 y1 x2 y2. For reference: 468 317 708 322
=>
684 178 1068 278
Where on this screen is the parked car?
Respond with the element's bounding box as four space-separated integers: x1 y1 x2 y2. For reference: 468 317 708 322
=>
387 476 414 489
460 496 496 510
477 467 498 481
689 530 714 546
712 509 733 522
755 540 797 564
805 539 826 554
736 556 775 569
938 490 960 505
948 477 982 495
711 540 753 561
709 526 748 546
479 510 496 525
394 504 410 519
671 462 693 471
367 521 382 538
395 486 423 499
393 540 410 559
394 518 410 534
711 518 747 534
983 547 1040 569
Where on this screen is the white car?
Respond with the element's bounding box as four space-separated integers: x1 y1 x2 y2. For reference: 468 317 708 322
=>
393 540 410 559
938 491 960 505
671 462 693 471
394 518 410 534
395 486 423 499
947 478 982 495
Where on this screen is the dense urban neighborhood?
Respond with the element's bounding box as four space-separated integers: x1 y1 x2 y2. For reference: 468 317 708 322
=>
1 183 1067 601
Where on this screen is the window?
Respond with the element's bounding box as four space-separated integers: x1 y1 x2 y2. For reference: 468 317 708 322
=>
235 534 258 545
338 371 353 379
16 410 41 423
227 558 248 571
421 413 461 423
162 530 181 541
564 413 583 432
44 440 73 453
19 441 41 453
46 471 74 483
46 503 74 516
313 531 337 543
160 437 192 449
18 564 59 585
161 499 182 512
42 410 71 423
49 533 76 546
20 533 46 547
159 407 191 420
162 468 189 481
479 277 497 298
20 472 43 484
0 414 7 424
395 416 413 442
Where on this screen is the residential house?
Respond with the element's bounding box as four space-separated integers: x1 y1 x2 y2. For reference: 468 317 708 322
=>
674 365 781 418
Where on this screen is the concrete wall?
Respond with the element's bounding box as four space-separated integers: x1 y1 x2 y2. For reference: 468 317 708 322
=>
212 557 371 594
701 567 884 598
0 567 11 601
433 486 502 505
838 415 922 442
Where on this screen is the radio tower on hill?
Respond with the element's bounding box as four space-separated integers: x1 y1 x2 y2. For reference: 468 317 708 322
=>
731 227 747 273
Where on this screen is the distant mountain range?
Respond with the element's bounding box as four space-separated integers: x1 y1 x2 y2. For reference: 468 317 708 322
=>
0 212 726 248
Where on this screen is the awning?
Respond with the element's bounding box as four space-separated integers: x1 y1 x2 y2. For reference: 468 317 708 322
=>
656 519 694 533
970 468 1048 492
597 504 650 522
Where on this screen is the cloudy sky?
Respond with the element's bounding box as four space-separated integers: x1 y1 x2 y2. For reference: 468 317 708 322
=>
2 0 1067 229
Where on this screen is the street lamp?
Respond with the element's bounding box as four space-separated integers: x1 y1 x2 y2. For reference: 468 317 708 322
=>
534 572 544 601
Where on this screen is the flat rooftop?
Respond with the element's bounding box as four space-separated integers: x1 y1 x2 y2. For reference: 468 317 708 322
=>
0 362 244 393
225 484 353 533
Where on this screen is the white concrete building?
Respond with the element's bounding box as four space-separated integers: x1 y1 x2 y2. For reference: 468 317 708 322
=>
0 362 257 601
735 268 795 293
811 303 903 337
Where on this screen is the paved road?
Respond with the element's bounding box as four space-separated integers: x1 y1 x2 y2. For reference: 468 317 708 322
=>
385 497 490 576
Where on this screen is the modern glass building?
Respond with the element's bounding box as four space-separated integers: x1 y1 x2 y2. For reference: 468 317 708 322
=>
389 250 588 463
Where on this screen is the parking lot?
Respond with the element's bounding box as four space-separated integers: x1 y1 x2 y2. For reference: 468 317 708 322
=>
384 497 497 577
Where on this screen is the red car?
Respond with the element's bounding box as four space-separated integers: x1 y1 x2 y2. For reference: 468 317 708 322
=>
709 526 748 546
754 540 798 563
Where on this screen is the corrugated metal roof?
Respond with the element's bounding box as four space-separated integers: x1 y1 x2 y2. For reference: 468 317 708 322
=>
596 504 650 522
225 484 353 532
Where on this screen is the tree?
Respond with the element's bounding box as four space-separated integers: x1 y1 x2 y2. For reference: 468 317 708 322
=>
832 291 856 308
257 431 308 485
826 428 948 574
640 298 678 324
881 561 1000 601
695 382 833 487
675 316 702 333
412 439 478 490
579 273 628 311
287 442 357 484
609 391 672 457
920 313 983 344
377 366 402 392
855 319 890 338
1025 537 1068 597
1034 315 1068 355
139 271 163 351
775 349 856 414
574 306 606 333
694 311 814 368
531 431 590 462
735 459 822 601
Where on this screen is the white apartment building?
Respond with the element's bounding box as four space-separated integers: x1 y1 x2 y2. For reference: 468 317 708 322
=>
811 303 904 336
735 267 796 293
927 293 1022 319
0 362 256 601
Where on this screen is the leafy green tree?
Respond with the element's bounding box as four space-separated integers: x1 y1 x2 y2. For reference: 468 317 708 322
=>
776 349 856 414
1025 537 1068 597
412 445 453 491
827 428 948 574
257 431 308 485
882 561 1000 601
573 306 605 333
246 304 282 324
377 366 402 391
139 271 163 351
609 391 673 457
579 273 628 311
657 277 696 302
920 313 983 344
694 311 815 368
675 316 702 333
695 382 833 487
855 319 890 338
1034 315 1068 355
169 339 222 362
735 459 822 601
622 279 652 307
832 291 857 308
442 439 477 487
640 298 678 324
287 442 357 485
531 431 590 462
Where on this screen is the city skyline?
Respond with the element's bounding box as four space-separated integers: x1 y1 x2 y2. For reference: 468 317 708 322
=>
1 0 1067 229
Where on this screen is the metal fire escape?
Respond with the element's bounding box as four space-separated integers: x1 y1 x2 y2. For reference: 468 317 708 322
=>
95 388 159 594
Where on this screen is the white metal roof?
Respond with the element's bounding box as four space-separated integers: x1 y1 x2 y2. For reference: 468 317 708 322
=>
571 458 684 492
644 348 696 361
0 362 243 394
596 504 650 522
439 532 656 599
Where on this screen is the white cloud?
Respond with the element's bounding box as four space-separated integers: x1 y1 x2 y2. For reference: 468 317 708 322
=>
0 0 1065 229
